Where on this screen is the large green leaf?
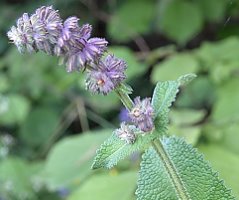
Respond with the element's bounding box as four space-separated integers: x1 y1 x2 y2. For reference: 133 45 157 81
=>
40 130 111 190
108 0 154 42
212 78 239 123
151 53 199 83
0 157 41 200
158 0 203 44
136 136 235 200
68 171 137 200
196 0 227 22
0 94 30 125
20 106 59 147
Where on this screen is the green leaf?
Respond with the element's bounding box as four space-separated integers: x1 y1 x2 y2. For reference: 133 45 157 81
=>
0 157 40 200
199 144 239 198
202 122 239 155
170 109 205 126
0 94 30 125
169 125 201 146
158 0 203 44
152 74 196 130
176 76 215 109
40 130 111 190
151 53 199 83
108 0 154 42
68 171 137 200
212 78 239 123
92 125 166 169
20 106 59 147
196 0 227 22
136 136 235 200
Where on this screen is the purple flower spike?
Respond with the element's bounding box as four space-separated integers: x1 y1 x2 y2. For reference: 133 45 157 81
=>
85 71 115 95
7 13 36 53
115 122 136 144
31 6 63 54
55 16 108 72
85 55 127 95
129 97 154 132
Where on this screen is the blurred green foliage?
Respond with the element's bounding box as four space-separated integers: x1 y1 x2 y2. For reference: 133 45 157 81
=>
1 0 239 199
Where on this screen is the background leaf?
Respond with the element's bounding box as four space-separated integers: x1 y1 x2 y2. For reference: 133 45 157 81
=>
0 94 30 125
199 144 239 198
68 171 137 200
151 53 199 83
20 106 59 147
108 0 154 42
40 130 111 190
158 0 203 44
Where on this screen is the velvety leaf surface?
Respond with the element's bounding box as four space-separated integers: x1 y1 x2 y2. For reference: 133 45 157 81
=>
152 74 196 130
136 136 235 200
91 128 167 169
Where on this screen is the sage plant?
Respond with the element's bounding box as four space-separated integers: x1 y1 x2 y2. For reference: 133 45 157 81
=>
8 6 236 200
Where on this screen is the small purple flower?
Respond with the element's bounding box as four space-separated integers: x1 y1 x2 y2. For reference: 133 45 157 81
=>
85 70 115 95
129 97 154 132
115 122 136 144
7 13 36 53
55 17 108 72
85 55 127 95
30 6 63 54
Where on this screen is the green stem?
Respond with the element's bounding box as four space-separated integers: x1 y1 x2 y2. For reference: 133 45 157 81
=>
151 139 190 200
115 86 134 110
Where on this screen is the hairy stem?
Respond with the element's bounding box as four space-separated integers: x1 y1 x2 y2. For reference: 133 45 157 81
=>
151 139 190 200
115 86 134 111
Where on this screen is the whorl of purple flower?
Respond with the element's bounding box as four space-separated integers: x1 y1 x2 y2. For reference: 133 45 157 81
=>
85 55 127 95
30 6 63 54
115 122 136 144
7 6 108 72
7 13 35 53
129 97 154 132
54 17 108 72
8 6 62 54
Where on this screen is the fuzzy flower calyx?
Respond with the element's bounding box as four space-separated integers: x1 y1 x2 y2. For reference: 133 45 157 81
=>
115 122 137 144
129 97 154 132
86 55 127 95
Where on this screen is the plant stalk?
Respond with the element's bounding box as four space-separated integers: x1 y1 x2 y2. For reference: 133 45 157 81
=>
115 86 134 111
